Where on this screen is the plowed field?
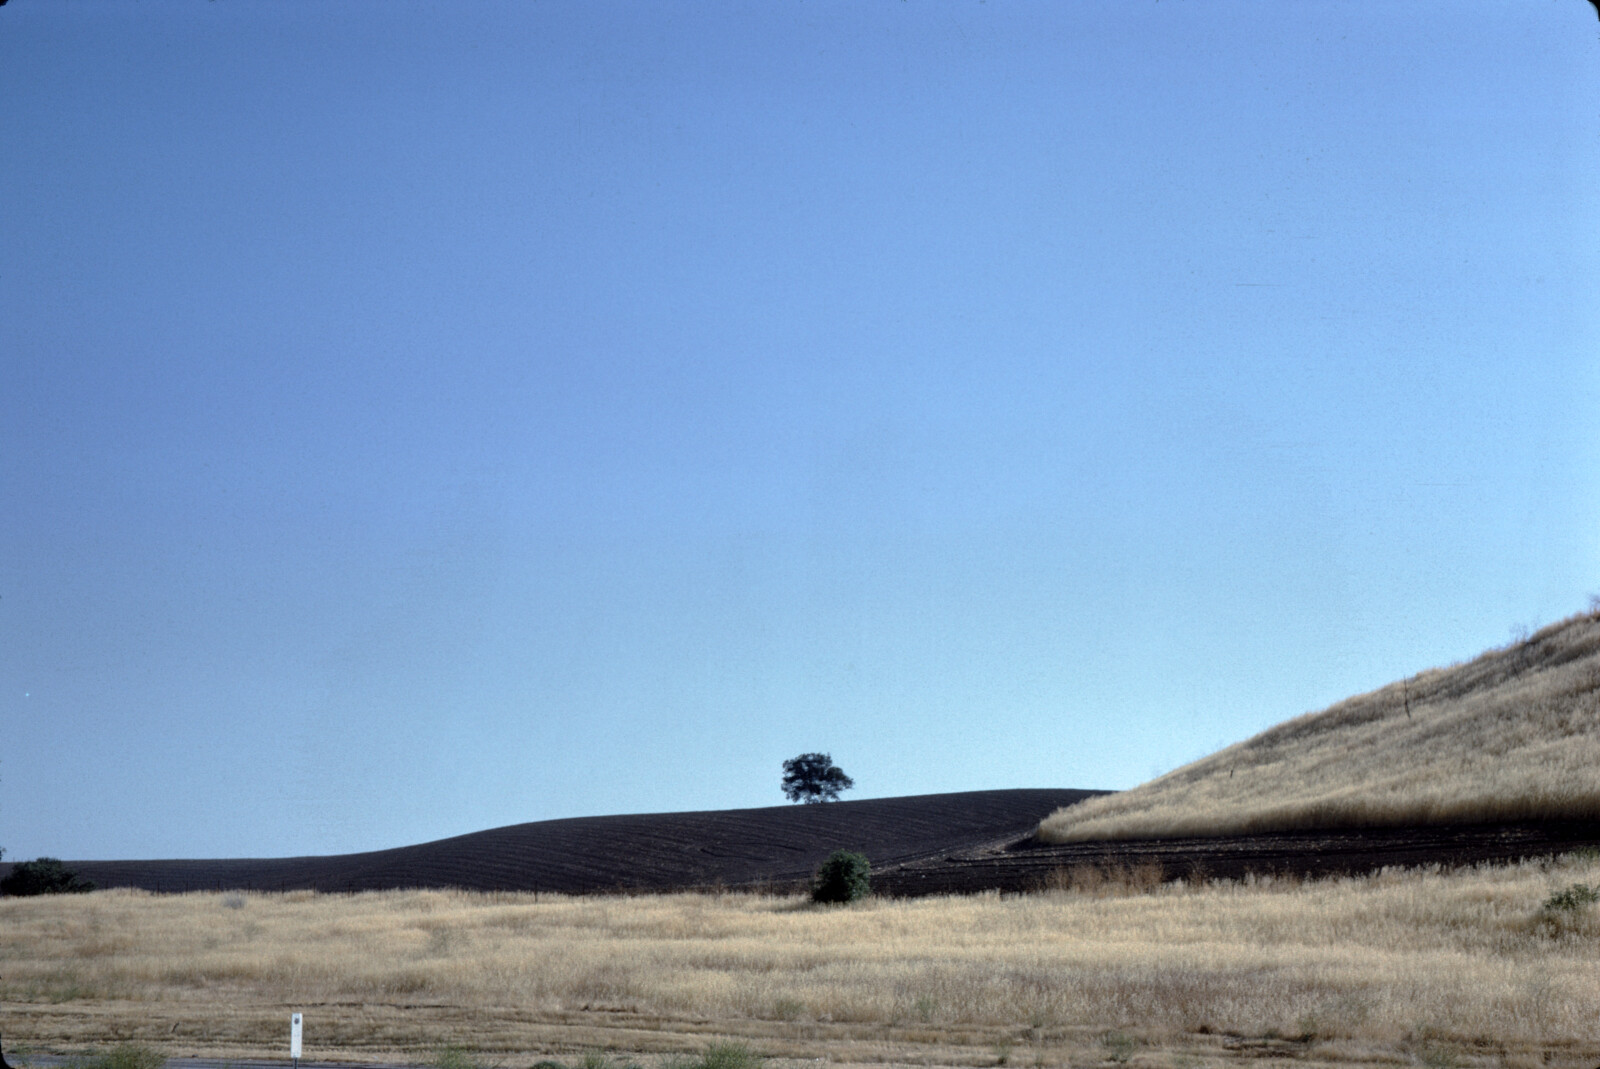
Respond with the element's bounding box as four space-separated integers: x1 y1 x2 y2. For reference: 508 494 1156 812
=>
18 789 1103 894
10 789 1598 898
873 818 1600 894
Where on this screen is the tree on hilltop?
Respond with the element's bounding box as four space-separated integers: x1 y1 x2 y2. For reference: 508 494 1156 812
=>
782 753 854 804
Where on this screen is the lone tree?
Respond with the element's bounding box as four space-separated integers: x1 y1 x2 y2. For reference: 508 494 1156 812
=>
782 752 854 804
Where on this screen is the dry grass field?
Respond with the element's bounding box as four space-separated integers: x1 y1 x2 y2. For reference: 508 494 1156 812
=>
4 853 1600 1069
1040 611 1600 843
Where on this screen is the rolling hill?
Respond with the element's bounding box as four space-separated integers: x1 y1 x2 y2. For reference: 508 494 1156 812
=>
14 788 1103 895
20 607 1600 903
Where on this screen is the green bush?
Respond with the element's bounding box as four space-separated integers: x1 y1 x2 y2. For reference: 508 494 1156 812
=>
694 1044 761 1069
578 1052 643 1069
1542 882 1600 912
1 857 95 896
1101 1033 1137 1064
811 850 870 904
657 1044 761 1069
432 1046 483 1069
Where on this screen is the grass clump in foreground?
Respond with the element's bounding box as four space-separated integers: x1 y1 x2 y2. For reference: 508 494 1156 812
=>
65 1047 165 1069
536 1046 755 1069
574 1052 645 1069
434 1047 494 1069
667 1043 761 1069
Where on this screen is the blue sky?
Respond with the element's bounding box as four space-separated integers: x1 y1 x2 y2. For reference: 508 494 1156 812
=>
3 2 1597 861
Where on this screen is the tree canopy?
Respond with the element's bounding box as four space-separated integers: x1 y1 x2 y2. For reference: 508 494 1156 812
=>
1 857 95 896
782 753 854 804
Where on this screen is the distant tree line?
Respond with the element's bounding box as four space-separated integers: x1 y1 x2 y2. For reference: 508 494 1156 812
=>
1 857 95 896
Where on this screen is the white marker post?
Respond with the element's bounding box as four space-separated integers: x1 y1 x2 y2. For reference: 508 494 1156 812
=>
290 1013 303 1068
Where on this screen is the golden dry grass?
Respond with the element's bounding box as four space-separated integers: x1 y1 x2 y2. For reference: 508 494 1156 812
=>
1040 611 1600 843
3 854 1600 1068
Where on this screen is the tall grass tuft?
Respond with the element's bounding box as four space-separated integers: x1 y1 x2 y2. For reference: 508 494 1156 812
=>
432 1046 485 1069
66 1047 165 1069
689 1044 762 1069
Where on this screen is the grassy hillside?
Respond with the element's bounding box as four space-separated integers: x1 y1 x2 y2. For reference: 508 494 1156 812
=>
1040 610 1600 842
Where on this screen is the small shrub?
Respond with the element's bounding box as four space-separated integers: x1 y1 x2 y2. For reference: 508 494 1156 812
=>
433 1047 482 1069
1542 882 1600 912
769 997 804 1021
1 858 95 896
696 1044 761 1069
1419 1045 1461 1069
660 1045 760 1069
579 1052 644 1069
811 850 870 904
1535 882 1600 937
1101 1033 1136 1064
561 1053 641 1069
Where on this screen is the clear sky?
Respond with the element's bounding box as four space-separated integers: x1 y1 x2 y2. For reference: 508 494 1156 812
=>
3 2 1597 862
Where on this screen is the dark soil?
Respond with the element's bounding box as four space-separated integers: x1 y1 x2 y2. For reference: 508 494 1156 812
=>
10 789 1598 897
16 789 1103 895
872 819 1600 895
